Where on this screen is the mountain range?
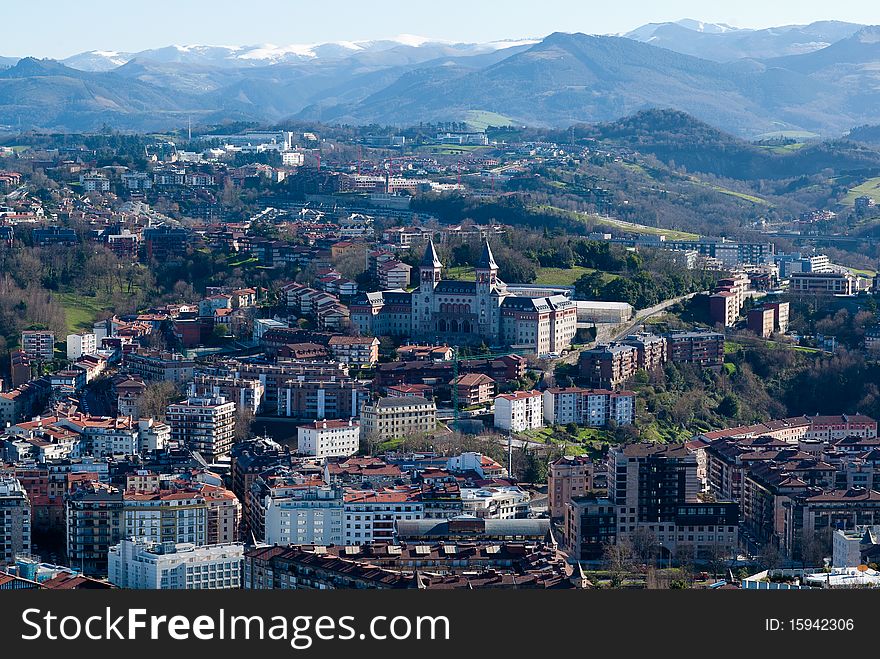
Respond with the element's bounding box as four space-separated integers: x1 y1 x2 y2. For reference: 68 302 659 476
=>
2 21 880 136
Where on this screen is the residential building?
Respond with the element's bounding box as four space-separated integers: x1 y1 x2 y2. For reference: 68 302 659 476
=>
123 350 195 384
790 271 857 296
564 495 617 561
0 477 31 565
578 344 638 389
542 387 636 427
65 482 124 576
21 330 54 361
620 333 667 371
191 374 264 415
261 483 344 546
66 332 96 361
166 395 236 461
747 306 776 338
277 378 369 420
108 539 243 589
494 390 543 432
665 331 725 367
460 486 530 519
360 396 437 441
343 487 424 544
297 419 360 458
327 335 380 366
608 443 739 561
451 373 495 406
549 456 593 520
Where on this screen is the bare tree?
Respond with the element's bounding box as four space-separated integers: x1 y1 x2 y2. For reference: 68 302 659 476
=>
603 540 635 588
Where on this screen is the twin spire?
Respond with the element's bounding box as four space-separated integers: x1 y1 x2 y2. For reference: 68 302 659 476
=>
420 238 497 270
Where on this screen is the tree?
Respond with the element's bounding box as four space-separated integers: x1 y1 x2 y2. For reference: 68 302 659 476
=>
630 527 658 565
603 540 635 588
138 382 179 421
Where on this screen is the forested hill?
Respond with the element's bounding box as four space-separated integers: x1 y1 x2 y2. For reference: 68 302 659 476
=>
569 109 880 180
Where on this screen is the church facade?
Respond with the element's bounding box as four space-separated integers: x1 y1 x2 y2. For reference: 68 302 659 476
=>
351 240 577 355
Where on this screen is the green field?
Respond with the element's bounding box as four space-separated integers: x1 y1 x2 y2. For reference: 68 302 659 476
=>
754 130 820 141
709 184 771 206
539 206 700 241
843 176 880 207
534 267 594 286
447 265 614 287
462 110 514 131
55 291 111 334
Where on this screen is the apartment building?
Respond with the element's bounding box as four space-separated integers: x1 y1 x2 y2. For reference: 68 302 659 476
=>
747 306 776 338
709 273 750 327
327 335 380 366
21 330 55 361
665 331 725 367
109 539 243 590
549 455 593 520
122 490 209 546
65 482 125 576
0 477 31 565
578 344 638 390
191 374 264 415
461 486 530 519
620 333 667 371
451 373 495 406
343 487 424 544
277 378 369 420
166 395 236 461
747 301 790 338
607 443 739 561
123 350 195 384
494 390 543 432
542 387 636 427
789 271 857 296
360 396 437 441
564 495 617 560
297 419 360 458
261 483 344 546
66 332 97 361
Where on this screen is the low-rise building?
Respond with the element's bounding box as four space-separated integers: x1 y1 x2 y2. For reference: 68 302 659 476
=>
494 390 543 432
327 335 380 366
451 373 495 406
108 539 243 589
360 396 437 441
542 387 635 427
297 419 360 458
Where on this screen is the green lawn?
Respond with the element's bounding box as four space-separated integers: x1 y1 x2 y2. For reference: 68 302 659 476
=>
843 176 880 207
462 110 513 131
538 206 700 241
445 265 475 281
534 266 595 287
55 292 111 334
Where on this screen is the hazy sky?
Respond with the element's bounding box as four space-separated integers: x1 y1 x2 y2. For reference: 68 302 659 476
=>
6 0 878 59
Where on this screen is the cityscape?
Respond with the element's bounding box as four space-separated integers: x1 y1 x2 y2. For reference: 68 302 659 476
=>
4 6 880 596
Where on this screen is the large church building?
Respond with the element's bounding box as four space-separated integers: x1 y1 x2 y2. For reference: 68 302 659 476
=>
351 240 577 355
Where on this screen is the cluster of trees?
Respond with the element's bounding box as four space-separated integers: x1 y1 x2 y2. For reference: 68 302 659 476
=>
630 340 880 443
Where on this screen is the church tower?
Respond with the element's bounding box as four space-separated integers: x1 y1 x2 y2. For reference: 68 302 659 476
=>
475 240 500 339
413 238 442 338
419 239 443 291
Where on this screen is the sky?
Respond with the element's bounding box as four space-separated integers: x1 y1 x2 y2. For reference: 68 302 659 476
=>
5 0 879 59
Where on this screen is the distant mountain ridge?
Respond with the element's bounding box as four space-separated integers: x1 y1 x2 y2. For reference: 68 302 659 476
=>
2 21 880 135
